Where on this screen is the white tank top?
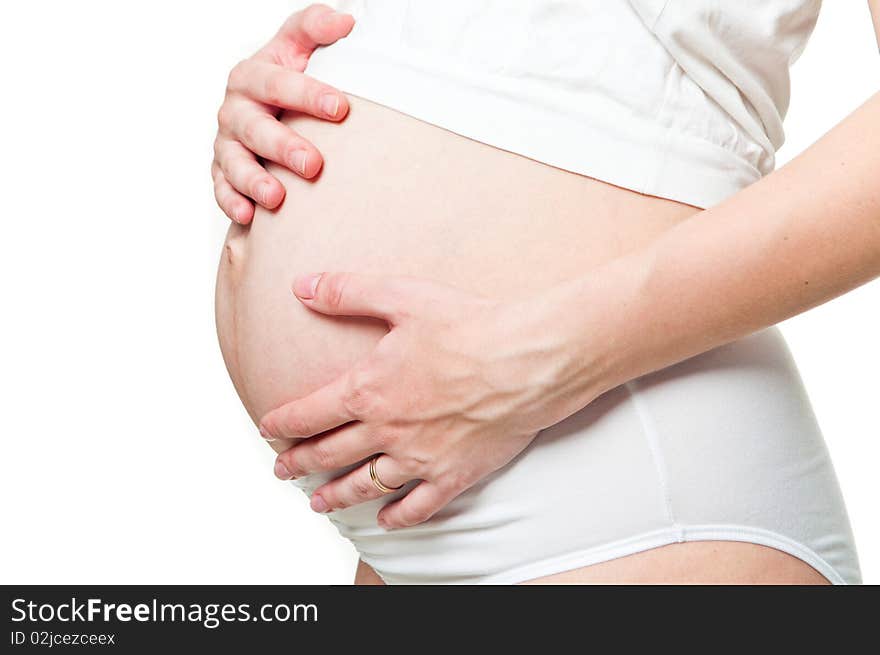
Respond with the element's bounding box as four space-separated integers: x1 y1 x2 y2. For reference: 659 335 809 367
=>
306 1 821 208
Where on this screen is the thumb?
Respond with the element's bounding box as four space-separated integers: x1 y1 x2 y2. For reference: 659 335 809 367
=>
276 4 355 53
293 272 419 323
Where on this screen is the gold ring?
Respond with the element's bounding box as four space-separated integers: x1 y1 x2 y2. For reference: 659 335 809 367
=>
369 455 404 494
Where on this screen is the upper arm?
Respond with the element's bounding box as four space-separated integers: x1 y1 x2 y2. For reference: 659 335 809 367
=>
870 0 880 49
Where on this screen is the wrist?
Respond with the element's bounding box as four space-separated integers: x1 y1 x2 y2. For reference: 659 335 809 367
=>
537 250 652 403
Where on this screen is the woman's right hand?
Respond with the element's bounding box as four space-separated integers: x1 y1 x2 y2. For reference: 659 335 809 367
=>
212 4 355 224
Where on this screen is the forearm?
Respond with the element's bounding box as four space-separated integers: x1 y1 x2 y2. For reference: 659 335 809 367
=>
550 90 880 402
871 0 880 49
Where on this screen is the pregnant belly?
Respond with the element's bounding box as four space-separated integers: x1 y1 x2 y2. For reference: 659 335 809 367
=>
212 103 849 585
215 96 698 438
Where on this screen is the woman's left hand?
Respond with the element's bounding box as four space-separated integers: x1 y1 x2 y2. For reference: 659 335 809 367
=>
258 272 599 529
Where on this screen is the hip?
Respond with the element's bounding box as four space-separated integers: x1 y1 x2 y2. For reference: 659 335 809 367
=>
294 327 860 584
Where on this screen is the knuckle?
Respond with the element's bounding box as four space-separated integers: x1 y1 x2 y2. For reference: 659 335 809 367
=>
321 274 347 310
249 174 270 200
211 163 224 187
303 81 324 113
217 194 233 218
279 450 305 478
399 453 429 478
259 417 278 439
277 137 298 165
226 60 248 90
303 3 331 23
342 389 369 420
342 368 377 419
217 158 236 185
370 429 396 451
241 116 261 145
351 475 374 499
277 451 297 476
219 154 243 183
330 490 349 510
288 138 307 162
311 442 335 469
318 489 337 508
263 71 285 106
216 103 233 130
440 469 470 494
281 409 311 437
399 504 429 527
287 461 306 479
214 182 230 210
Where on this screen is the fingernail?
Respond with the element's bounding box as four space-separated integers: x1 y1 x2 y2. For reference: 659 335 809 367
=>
290 150 308 175
293 273 322 299
377 517 390 530
311 494 329 513
274 460 293 480
320 94 340 118
258 425 275 442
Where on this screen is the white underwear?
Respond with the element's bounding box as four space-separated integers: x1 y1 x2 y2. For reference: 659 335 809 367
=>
293 328 860 584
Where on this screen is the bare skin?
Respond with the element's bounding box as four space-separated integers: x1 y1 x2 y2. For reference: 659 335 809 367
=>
215 96 828 585
872 0 880 49
215 4 880 585
356 543 829 586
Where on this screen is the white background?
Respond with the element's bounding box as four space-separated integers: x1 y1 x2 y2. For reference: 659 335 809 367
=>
0 1 877 584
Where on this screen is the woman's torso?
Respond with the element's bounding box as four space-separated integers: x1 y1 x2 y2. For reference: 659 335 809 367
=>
214 0 858 583
216 97 858 584
218 97 699 424
218 0 826 420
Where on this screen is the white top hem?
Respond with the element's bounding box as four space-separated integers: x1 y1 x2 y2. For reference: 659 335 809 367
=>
306 41 762 209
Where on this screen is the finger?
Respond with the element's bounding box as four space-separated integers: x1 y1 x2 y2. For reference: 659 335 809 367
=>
277 4 355 53
291 272 424 323
259 372 355 441
377 480 463 529
215 138 285 209
212 163 254 224
309 455 413 513
274 423 380 478
228 59 348 121
231 104 324 178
